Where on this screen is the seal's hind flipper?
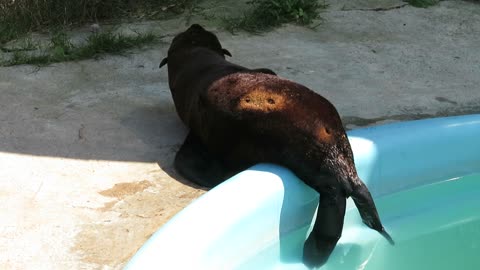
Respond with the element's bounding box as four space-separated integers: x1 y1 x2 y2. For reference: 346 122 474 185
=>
174 132 235 188
351 180 395 245
303 191 347 267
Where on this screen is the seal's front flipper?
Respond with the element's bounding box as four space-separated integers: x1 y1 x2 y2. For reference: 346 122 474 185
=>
174 132 234 188
351 180 395 245
159 57 168 68
251 68 277 76
303 190 346 268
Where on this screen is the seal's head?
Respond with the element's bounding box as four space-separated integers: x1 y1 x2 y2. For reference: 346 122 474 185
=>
159 24 232 68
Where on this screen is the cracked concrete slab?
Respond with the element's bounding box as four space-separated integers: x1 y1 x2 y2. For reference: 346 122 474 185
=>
1 1 480 269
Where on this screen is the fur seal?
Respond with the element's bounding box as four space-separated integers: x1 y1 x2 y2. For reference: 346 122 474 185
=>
160 24 394 267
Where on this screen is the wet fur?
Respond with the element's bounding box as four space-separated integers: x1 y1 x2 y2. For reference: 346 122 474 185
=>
161 24 393 267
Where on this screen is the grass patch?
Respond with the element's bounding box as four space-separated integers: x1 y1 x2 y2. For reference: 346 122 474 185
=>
1 31 157 66
405 0 440 8
75 31 156 58
0 0 199 44
223 0 327 33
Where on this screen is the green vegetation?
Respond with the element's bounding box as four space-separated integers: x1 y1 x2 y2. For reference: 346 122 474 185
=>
0 0 329 65
1 31 156 66
223 0 327 33
0 0 198 44
0 0 186 66
405 0 440 8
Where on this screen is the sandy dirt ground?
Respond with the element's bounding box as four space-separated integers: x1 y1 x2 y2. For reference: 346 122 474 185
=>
1 1 479 269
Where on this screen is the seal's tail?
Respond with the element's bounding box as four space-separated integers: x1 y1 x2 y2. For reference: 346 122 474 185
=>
350 179 395 245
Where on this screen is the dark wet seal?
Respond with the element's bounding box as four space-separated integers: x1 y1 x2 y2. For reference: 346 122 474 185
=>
159 24 394 267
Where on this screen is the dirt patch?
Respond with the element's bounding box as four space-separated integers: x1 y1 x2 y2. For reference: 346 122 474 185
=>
99 180 154 199
98 180 155 212
98 200 118 212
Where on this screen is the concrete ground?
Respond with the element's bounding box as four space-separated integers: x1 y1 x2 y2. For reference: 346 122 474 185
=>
1 1 479 269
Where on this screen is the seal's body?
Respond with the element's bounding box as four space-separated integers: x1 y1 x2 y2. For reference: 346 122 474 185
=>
160 24 393 267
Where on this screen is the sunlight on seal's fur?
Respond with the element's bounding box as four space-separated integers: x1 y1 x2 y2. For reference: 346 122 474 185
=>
238 87 286 112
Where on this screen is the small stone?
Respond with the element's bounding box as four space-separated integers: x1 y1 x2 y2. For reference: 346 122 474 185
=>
90 23 101 33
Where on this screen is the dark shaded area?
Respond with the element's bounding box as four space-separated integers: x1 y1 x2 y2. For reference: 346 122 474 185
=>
342 102 480 130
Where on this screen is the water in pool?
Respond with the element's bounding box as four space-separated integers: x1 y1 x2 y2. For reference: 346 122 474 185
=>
236 173 480 270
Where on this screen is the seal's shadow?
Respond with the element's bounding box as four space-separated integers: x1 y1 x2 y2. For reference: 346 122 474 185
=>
119 105 206 189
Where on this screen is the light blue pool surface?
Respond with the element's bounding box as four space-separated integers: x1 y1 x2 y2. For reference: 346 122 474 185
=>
125 115 480 270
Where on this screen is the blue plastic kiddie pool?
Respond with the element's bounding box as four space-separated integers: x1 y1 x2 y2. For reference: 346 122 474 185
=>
125 115 480 270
